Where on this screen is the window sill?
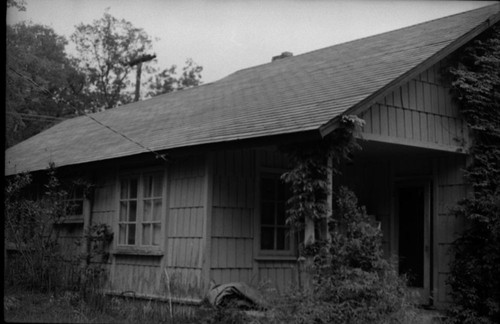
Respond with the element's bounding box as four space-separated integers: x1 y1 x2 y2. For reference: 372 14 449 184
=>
54 216 84 224
112 248 163 257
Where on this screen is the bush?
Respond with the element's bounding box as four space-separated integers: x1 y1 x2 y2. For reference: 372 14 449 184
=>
4 168 74 291
275 187 416 324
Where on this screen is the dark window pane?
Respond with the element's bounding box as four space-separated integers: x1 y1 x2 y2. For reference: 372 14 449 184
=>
119 225 126 244
75 187 84 198
276 228 286 250
261 178 275 200
153 199 162 221
129 201 137 221
144 175 153 198
128 224 136 245
130 178 138 198
153 174 163 196
66 200 83 216
142 224 151 245
120 180 128 199
143 200 152 221
153 224 161 246
277 203 286 225
261 202 275 225
277 181 286 201
119 202 127 221
261 227 274 250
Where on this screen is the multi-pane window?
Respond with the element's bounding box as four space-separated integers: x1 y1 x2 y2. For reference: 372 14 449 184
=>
260 174 291 252
64 186 84 217
118 172 163 247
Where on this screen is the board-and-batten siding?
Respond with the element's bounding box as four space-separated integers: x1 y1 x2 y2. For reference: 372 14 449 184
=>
435 155 467 304
210 148 299 291
210 149 255 286
165 156 206 298
360 62 468 151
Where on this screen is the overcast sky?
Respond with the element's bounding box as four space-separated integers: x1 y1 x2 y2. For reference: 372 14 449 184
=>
7 0 497 83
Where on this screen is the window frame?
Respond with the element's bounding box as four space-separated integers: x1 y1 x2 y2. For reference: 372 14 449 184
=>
257 171 296 257
115 168 166 253
60 179 86 224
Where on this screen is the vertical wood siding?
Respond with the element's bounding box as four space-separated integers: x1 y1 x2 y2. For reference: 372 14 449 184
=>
165 156 206 298
258 260 298 292
360 62 468 150
434 155 467 304
92 173 116 226
210 149 256 286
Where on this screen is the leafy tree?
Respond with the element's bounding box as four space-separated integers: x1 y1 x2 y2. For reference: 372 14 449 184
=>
147 58 203 97
446 25 500 324
6 22 87 147
7 0 26 11
71 12 156 110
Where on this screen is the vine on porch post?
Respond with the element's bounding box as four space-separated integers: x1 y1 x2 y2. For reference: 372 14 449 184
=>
281 115 363 244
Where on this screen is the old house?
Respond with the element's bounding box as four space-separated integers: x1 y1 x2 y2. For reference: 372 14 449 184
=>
5 4 499 309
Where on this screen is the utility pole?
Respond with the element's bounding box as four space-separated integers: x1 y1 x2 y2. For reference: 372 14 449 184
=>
127 54 156 102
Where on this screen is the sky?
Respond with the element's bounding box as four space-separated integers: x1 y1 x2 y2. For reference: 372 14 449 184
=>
6 0 497 84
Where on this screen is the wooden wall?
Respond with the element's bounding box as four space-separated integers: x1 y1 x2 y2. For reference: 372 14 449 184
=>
210 149 256 286
360 62 468 151
164 156 206 298
434 154 467 306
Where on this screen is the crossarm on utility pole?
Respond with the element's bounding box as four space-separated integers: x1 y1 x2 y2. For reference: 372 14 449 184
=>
127 54 156 102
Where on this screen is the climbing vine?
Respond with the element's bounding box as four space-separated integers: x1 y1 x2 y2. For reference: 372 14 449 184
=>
280 115 364 237
446 24 500 324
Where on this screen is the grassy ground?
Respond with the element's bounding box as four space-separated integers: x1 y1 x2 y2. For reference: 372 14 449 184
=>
4 286 445 324
3 286 196 323
4 287 122 323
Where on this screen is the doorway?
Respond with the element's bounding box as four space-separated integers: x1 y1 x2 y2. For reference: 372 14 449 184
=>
395 181 431 304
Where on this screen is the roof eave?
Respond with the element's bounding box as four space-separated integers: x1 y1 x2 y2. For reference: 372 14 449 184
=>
318 9 500 138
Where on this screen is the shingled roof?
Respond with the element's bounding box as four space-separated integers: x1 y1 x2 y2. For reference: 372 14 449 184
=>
5 4 500 175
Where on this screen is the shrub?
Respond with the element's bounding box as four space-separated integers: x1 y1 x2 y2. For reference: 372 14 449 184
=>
4 167 73 291
276 187 416 324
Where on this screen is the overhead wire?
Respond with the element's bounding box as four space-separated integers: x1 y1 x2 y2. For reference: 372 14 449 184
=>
7 64 168 162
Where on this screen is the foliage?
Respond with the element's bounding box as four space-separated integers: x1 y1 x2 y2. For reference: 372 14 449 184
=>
196 300 251 324
445 25 500 324
274 187 416 324
147 58 203 97
6 22 87 147
5 165 71 291
281 115 363 232
6 9 204 145
7 0 26 11
71 12 156 110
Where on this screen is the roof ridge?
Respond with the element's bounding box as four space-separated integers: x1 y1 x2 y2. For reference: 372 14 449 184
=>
224 3 500 78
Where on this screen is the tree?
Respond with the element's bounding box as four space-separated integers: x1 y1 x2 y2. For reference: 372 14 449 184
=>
6 22 87 147
7 0 26 11
147 58 203 97
71 12 155 110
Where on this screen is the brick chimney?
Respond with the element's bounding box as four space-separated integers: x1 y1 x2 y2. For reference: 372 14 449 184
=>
272 51 293 62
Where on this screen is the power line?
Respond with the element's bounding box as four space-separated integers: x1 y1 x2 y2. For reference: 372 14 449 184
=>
7 112 66 121
7 65 169 163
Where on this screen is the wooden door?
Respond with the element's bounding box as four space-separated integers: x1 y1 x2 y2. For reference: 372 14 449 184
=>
395 181 431 304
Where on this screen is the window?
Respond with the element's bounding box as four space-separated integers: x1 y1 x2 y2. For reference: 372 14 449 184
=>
260 173 292 252
64 186 84 217
118 172 163 247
